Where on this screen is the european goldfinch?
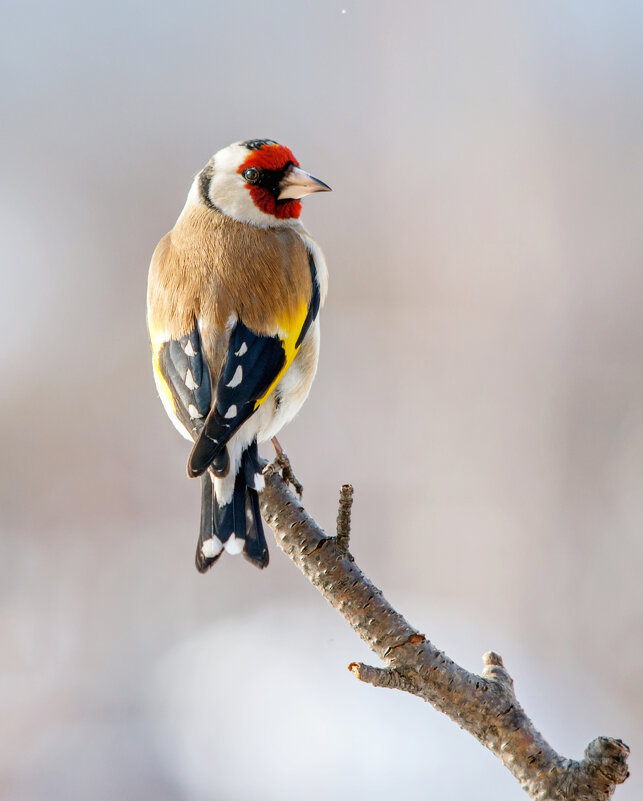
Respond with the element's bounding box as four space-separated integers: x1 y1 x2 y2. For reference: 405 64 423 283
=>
147 139 330 571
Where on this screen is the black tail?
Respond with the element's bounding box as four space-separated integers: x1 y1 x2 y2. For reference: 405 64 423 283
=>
195 441 268 572
195 473 221 573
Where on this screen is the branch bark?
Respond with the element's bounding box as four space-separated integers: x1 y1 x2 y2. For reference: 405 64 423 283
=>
259 464 630 801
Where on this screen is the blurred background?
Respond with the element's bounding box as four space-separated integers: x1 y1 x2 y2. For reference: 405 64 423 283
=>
1 1 642 798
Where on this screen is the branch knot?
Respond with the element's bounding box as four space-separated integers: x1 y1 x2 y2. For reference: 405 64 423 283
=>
481 651 515 694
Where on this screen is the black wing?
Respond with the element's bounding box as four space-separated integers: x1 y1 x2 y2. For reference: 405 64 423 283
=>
187 320 286 477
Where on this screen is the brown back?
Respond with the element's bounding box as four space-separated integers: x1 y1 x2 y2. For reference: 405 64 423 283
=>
147 205 312 345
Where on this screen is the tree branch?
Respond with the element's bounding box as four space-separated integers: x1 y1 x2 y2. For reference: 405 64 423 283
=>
259 465 630 801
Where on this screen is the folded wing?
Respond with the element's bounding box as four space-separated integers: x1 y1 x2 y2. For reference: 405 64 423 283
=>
188 253 321 477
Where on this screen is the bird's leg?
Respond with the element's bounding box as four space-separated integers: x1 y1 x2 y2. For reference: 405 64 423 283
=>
271 437 304 497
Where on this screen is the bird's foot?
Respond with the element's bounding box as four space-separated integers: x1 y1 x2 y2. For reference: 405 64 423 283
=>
271 437 304 497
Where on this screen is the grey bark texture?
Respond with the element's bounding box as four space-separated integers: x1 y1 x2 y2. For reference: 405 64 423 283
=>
259 463 630 801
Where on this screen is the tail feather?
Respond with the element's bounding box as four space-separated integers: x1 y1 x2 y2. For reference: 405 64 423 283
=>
213 483 236 547
232 468 249 553
194 440 268 572
243 486 268 568
195 474 223 573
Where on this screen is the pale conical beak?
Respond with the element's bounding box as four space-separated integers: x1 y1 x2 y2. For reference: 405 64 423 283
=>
278 166 332 200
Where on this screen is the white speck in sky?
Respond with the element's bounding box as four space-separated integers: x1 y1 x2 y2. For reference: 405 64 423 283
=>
341 9 347 14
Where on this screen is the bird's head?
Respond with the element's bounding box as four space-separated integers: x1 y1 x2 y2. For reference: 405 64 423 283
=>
196 139 331 227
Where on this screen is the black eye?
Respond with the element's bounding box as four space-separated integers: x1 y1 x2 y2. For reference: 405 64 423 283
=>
242 167 260 184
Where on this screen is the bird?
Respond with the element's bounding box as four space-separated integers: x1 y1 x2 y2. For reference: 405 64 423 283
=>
147 139 330 572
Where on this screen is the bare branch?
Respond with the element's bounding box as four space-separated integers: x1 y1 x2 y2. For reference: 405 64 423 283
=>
259 465 630 801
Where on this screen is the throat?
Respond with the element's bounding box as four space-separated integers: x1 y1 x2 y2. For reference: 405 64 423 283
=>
248 187 302 219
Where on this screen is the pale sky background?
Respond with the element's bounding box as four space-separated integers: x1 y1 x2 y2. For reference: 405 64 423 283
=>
1 2 642 799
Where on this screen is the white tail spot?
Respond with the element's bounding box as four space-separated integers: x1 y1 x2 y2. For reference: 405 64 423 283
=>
202 537 223 558
224 533 245 555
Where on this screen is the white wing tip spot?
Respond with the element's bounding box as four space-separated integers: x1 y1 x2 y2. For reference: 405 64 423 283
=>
185 369 198 390
235 342 248 357
188 404 202 419
254 473 265 492
184 340 196 357
224 404 237 419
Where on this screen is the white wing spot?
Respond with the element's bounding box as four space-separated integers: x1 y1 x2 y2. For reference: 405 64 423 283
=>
235 342 248 357
184 340 196 356
226 365 243 387
254 473 265 492
188 404 202 419
224 404 237 419
202 537 223 558
185 369 197 390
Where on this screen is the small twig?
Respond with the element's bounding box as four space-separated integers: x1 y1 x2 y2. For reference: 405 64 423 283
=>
348 662 418 693
336 483 354 553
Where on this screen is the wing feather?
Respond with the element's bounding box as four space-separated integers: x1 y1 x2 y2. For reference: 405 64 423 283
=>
154 328 212 439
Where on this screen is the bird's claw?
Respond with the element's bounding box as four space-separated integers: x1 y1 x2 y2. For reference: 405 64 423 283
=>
271 437 303 497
